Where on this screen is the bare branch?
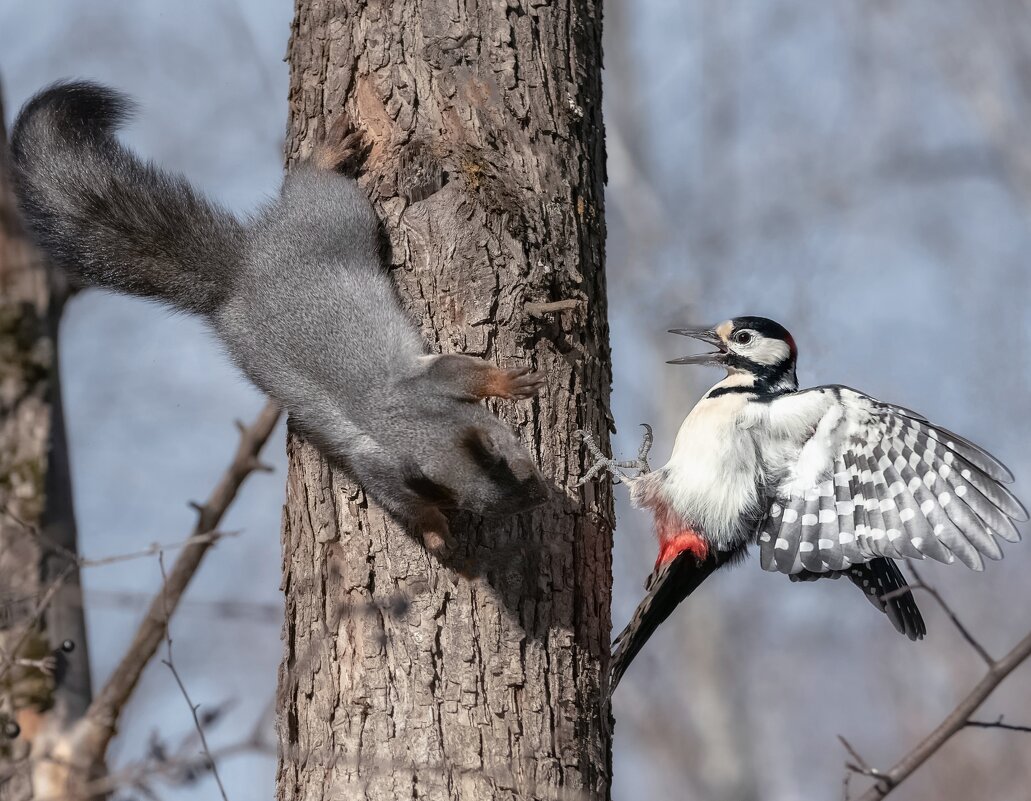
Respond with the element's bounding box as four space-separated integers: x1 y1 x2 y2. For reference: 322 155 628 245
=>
29 734 272 801
87 589 281 624
157 551 229 801
65 401 281 773
31 737 601 801
852 627 1031 801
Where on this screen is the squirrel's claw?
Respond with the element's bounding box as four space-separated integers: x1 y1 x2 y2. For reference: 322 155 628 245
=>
314 115 372 175
503 367 546 400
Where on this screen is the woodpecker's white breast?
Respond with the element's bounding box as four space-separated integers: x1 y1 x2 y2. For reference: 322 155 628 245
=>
636 375 765 549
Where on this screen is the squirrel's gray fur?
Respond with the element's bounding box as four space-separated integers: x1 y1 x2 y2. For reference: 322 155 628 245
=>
11 81 548 550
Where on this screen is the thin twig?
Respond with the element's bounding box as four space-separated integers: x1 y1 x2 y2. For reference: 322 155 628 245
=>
965 715 1031 733
87 589 281 623
838 735 877 776
78 531 240 568
3 502 239 569
905 564 994 666
158 551 229 801
67 402 281 773
838 734 882 800
29 736 598 801
0 563 76 686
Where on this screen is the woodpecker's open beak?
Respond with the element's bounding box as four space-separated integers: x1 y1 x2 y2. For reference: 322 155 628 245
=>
666 326 728 366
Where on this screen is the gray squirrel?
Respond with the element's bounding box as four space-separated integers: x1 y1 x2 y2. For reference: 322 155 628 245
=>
10 81 549 554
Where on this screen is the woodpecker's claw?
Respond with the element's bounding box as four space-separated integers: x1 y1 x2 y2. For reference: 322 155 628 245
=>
574 424 653 487
574 429 620 485
622 423 653 472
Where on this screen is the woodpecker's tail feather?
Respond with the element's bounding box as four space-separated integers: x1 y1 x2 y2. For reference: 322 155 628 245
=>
848 558 926 640
609 551 728 693
10 81 246 317
791 558 926 639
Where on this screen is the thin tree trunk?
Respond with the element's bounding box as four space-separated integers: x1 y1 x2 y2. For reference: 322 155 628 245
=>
0 84 90 800
276 3 611 800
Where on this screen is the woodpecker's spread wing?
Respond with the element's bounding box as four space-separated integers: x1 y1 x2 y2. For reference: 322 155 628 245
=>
757 386 1027 576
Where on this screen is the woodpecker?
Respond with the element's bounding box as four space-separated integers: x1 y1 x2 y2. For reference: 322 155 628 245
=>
580 316 1027 691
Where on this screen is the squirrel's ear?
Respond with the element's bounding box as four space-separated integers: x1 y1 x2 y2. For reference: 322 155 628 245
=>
461 427 503 469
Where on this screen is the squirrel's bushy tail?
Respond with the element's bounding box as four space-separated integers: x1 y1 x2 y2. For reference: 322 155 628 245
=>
10 81 245 316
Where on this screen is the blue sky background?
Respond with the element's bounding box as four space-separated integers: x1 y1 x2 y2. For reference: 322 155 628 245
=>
3 2 1029 799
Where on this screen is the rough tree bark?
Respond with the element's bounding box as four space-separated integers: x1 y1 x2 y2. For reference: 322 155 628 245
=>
0 86 90 800
276 3 611 800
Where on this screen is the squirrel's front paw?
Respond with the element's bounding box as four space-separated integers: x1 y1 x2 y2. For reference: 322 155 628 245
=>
492 366 546 400
421 527 456 557
415 507 457 559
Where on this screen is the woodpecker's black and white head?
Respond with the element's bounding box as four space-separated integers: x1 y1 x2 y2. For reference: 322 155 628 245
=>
668 316 798 395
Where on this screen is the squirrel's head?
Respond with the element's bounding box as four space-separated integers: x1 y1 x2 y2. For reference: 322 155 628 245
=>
402 407 549 518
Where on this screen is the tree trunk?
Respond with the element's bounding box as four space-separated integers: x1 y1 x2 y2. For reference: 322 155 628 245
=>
276 3 611 800
0 85 90 800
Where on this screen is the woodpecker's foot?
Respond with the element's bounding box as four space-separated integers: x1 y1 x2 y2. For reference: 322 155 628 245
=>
614 423 653 475
574 424 653 486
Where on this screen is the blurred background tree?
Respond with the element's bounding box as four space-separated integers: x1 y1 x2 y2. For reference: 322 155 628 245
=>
0 82 88 800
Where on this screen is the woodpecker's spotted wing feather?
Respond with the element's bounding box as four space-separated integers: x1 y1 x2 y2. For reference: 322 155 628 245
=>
760 493 804 571
877 443 936 561
885 404 1014 483
891 417 1024 522
847 559 926 640
788 558 926 639
803 478 835 571
829 456 859 568
831 457 863 566
758 386 1026 579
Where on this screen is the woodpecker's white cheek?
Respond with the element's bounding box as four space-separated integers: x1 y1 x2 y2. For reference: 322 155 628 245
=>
739 338 790 366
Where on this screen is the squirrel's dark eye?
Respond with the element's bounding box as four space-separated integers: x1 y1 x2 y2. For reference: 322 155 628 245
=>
734 331 752 345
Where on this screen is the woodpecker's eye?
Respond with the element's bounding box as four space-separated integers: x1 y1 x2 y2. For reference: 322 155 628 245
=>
734 331 752 345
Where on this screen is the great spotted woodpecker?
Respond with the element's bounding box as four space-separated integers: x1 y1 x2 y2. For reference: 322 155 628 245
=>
580 316 1026 691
